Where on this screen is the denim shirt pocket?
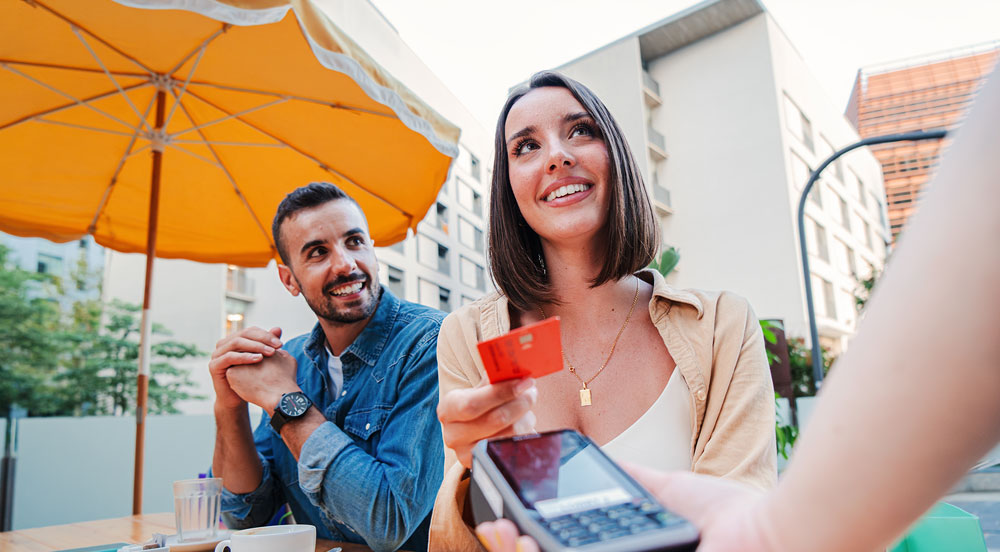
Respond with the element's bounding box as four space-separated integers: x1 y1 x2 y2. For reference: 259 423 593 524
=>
343 405 390 441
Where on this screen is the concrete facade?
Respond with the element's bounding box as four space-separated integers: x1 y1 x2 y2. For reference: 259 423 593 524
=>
558 0 888 352
101 0 492 413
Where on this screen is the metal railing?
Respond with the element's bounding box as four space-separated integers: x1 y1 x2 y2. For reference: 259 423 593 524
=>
642 70 661 98
648 127 666 152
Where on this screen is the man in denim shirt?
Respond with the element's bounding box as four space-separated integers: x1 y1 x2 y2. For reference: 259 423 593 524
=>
209 182 444 552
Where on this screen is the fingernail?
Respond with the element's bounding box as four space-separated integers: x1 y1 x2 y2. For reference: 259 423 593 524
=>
524 387 538 404
264 346 275 354
271 338 281 347
515 378 534 394
494 526 504 549
476 531 491 551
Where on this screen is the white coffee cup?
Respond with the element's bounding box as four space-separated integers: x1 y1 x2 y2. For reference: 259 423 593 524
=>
213 524 315 552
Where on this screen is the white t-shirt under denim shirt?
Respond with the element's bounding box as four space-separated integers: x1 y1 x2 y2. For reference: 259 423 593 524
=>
325 346 344 402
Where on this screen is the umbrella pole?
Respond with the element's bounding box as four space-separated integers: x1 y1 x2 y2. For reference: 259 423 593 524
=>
133 89 166 515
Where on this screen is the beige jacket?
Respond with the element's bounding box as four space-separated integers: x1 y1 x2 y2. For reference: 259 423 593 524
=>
428 269 777 550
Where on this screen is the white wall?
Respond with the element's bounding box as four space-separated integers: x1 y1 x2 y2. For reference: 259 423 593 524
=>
646 15 807 333
557 37 651 184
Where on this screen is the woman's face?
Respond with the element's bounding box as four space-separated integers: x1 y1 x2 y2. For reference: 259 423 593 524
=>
504 86 611 247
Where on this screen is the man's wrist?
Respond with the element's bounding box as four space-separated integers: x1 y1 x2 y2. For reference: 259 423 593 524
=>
266 387 304 415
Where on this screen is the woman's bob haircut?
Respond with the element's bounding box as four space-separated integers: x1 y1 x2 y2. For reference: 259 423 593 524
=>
489 70 659 312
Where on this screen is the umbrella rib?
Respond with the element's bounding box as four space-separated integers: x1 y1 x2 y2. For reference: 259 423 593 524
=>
87 93 159 235
173 97 278 257
34 117 137 137
183 89 413 217
0 81 150 132
29 0 153 74
70 26 150 132
181 80 395 119
171 139 283 147
167 24 229 76
171 97 289 139
162 35 217 132
165 142 224 168
1 63 141 133
0 59 146 78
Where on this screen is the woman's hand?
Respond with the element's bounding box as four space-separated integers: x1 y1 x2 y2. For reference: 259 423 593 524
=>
474 464 781 552
437 377 538 468
621 462 780 552
476 519 539 552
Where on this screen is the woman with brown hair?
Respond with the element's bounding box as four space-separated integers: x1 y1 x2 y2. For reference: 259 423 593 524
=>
429 71 776 550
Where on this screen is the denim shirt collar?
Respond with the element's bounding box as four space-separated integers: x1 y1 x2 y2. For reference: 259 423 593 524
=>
301 287 400 376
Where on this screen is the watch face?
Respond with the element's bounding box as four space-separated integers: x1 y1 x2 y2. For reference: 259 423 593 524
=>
280 392 311 416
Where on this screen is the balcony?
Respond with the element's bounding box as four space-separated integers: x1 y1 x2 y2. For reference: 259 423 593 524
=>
652 183 673 215
642 70 662 107
225 266 255 300
647 126 668 161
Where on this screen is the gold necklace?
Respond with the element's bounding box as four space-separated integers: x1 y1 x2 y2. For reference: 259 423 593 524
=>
539 277 640 406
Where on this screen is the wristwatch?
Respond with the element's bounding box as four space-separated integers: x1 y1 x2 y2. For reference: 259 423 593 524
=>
269 391 312 433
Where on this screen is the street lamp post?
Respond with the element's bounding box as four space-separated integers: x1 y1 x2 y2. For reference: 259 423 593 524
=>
797 129 947 388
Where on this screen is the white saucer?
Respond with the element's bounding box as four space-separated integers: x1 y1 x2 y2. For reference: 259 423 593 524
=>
161 531 231 552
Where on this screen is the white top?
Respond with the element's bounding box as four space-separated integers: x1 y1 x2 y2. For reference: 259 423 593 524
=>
600 368 692 471
325 347 344 401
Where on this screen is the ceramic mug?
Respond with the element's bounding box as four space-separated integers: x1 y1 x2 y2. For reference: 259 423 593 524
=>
213 524 315 552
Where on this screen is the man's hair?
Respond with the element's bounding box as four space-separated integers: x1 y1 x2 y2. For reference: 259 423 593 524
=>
272 182 361 264
489 71 659 312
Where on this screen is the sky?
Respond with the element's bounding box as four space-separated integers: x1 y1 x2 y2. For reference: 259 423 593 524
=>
368 0 1000 132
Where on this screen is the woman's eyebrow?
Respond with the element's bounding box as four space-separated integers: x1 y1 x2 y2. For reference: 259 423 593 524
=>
565 112 591 123
506 125 535 146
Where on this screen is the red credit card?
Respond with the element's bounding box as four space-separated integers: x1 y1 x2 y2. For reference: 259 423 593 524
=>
477 316 563 384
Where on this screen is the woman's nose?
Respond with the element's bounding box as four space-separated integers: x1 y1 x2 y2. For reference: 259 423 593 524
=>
547 147 574 173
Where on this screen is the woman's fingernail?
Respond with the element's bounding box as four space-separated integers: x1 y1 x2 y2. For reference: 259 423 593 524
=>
515 378 534 394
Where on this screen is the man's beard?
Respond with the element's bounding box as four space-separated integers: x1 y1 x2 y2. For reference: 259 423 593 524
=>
300 274 381 325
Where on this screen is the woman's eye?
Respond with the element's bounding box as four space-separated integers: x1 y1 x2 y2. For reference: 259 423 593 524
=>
571 123 595 138
513 139 538 157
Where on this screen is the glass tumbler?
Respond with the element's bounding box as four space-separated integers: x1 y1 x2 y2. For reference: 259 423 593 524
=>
173 477 222 542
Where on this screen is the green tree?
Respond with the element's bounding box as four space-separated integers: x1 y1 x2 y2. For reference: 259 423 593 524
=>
0 246 63 416
854 265 883 313
0 246 205 416
57 299 205 416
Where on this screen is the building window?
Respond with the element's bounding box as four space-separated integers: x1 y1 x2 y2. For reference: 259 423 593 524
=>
379 262 405 298
783 94 814 152
458 179 482 218
790 152 812 191
435 202 449 233
846 244 857 276
418 278 451 313
225 297 249 335
417 234 449 275
458 217 485 254
470 154 481 182
36 253 62 275
460 256 485 291
226 265 254 297
813 220 829 262
810 181 823 207
821 136 843 181
863 220 873 249
839 196 851 232
854 172 867 207
822 278 836 320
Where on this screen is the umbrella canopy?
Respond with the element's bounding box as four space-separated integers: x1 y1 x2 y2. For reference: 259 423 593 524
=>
0 0 459 513
0 0 459 262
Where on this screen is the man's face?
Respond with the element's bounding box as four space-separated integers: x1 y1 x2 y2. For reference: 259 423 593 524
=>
277 199 381 325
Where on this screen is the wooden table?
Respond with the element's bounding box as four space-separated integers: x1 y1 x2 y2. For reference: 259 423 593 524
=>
0 513 372 551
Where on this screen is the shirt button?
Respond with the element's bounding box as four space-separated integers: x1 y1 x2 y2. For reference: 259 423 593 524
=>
697 390 707 401
341 390 347 396
365 423 371 430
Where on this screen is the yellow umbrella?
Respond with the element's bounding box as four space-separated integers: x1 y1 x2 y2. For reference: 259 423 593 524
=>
0 0 459 513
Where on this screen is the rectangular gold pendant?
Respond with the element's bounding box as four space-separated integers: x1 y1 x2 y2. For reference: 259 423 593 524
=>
579 388 592 406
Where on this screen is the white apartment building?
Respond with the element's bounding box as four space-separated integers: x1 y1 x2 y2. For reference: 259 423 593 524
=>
102 0 492 413
557 0 889 353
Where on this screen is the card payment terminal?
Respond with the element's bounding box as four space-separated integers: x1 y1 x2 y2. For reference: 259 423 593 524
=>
470 429 699 551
